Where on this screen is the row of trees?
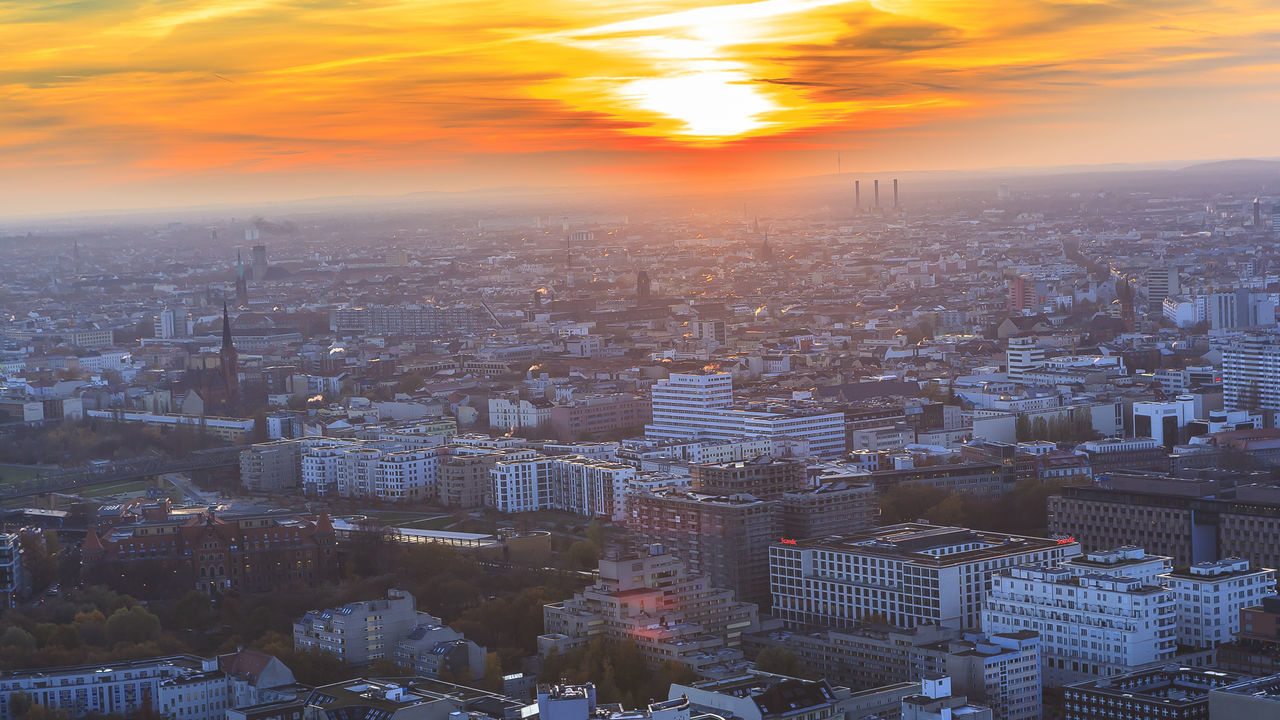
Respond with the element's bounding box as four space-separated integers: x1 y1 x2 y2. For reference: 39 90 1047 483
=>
1 532 588 691
0 417 223 466
879 478 1076 536
1014 408 1097 443
0 586 178 672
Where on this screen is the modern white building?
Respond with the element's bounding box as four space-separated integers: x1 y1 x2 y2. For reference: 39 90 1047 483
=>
300 440 440 501
770 524 1082 630
1223 333 1280 413
301 440 360 496
1005 336 1046 383
1158 558 1276 649
646 372 845 458
981 566 1176 686
153 308 189 339
1132 395 1196 450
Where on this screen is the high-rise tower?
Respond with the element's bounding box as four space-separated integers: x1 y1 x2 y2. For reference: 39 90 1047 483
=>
637 270 651 301
235 250 248 307
854 180 861 215
874 180 880 211
251 244 267 282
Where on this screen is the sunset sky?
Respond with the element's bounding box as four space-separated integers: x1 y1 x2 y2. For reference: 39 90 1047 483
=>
4 0 1280 214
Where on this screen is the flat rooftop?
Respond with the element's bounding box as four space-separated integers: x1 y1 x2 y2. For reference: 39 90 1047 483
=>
781 523 1073 567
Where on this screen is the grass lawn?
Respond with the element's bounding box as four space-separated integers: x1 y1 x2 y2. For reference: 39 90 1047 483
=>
80 479 153 499
0 463 46 487
396 516 455 531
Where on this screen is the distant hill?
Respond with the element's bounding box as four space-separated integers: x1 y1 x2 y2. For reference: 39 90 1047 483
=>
1179 158 1280 174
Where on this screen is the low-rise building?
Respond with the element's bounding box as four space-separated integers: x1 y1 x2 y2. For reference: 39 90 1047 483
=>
672 673 847 720
295 589 433 666
1064 666 1246 720
1208 673 1280 718
0 651 294 720
302 676 523 720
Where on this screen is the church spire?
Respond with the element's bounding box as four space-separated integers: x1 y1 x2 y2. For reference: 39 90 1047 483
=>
222 301 234 349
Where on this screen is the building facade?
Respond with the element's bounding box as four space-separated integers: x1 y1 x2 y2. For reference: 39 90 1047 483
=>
770 524 1081 630
981 566 1176 686
1159 558 1276 649
82 503 337 597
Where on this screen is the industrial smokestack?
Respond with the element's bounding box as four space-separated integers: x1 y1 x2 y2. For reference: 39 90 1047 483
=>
874 179 880 210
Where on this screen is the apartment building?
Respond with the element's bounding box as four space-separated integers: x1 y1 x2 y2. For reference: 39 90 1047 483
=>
0 533 21 609
627 490 780 607
981 566 1176 686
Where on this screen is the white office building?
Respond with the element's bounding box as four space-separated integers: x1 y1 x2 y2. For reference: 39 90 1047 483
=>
770 524 1081 630
981 566 1176 686
1159 558 1276 649
1132 395 1196 450
646 372 845 458
1006 337 1046 383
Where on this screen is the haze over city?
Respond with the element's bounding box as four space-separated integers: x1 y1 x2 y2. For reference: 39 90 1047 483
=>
5 3 1280 720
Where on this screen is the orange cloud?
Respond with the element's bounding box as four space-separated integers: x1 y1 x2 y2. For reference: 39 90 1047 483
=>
2 0 1279 214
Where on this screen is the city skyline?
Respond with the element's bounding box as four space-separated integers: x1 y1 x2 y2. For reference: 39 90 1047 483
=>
5 0 1280 215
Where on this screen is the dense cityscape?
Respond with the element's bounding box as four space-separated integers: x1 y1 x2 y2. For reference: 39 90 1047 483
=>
1 160 1280 720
